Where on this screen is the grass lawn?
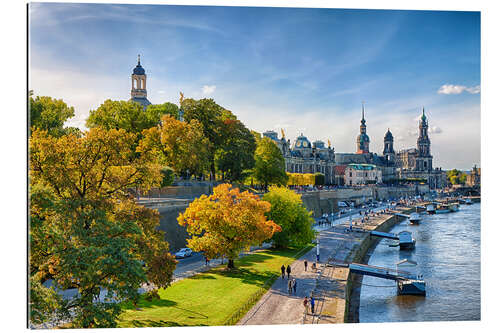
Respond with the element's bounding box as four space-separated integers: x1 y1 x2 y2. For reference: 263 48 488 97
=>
118 245 312 327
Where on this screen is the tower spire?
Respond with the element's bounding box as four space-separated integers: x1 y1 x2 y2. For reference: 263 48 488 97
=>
138 54 141 65
362 101 365 120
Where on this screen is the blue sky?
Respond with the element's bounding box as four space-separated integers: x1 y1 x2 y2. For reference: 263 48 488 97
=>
29 2 480 169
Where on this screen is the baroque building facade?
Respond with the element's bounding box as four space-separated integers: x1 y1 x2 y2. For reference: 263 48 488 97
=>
263 130 336 185
335 105 397 184
395 109 446 189
265 105 445 189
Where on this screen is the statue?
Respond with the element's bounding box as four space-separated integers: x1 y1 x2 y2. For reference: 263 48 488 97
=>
281 128 285 139
328 139 331 148
179 91 184 105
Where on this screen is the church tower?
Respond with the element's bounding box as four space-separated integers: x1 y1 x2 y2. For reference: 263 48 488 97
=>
130 55 151 107
416 107 432 172
383 128 395 163
356 102 370 154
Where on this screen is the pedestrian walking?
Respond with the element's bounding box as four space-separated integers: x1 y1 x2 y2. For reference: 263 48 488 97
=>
281 264 286 279
288 279 293 294
292 279 297 294
304 260 308 271
205 257 209 266
303 297 308 313
286 265 291 279
310 296 315 315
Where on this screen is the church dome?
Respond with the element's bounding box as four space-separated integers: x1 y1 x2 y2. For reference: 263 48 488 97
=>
294 134 311 149
133 63 145 75
384 129 393 141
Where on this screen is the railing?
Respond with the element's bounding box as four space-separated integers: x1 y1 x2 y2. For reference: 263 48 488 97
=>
223 245 312 326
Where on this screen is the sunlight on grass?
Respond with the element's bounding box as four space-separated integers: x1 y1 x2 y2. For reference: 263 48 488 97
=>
118 245 312 327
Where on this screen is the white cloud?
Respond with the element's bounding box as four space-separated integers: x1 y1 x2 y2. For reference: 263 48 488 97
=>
157 90 166 94
429 126 443 134
202 85 216 95
437 84 480 95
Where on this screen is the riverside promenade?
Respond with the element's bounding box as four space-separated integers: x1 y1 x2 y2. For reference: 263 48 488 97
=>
239 207 411 325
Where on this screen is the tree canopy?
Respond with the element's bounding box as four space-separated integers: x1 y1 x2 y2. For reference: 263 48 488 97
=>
253 137 288 188
177 183 281 268
215 118 256 182
29 127 176 328
29 92 76 137
263 186 316 248
447 169 467 185
86 100 179 135
138 115 210 177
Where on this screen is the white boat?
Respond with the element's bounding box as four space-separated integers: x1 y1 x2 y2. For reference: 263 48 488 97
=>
409 212 422 224
426 204 435 215
465 198 472 205
398 279 426 295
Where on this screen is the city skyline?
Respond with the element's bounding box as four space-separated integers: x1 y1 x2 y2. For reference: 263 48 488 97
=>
29 3 480 170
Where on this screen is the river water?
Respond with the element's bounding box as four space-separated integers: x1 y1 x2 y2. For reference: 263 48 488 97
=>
358 203 481 322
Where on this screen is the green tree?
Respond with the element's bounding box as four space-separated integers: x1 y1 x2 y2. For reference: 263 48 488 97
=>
253 137 288 189
263 186 316 248
160 166 175 187
29 128 177 328
314 173 325 185
215 119 256 182
138 115 210 177
182 98 227 178
447 169 467 185
29 92 75 136
86 100 154 134
145 102 179 124
86 100 179 135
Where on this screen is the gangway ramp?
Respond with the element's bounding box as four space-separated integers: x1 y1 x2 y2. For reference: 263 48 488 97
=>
329 261 426 296
370 230 399 240
348 263 417 281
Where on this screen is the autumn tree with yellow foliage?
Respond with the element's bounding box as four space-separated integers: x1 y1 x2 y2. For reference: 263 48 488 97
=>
138 115 210 177
29 127 177 328
177 184 281 269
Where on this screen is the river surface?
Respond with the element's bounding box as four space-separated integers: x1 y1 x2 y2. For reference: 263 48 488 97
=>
359 203 481 322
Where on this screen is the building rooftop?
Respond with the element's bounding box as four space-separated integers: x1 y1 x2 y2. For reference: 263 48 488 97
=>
347 163 378 170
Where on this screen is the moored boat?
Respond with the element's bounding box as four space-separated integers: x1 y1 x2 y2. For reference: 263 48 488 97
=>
435 204 451 214
465 198 473 205
449 203 460 212
397 279 426 295
426 204 435 215
398 231 416 250
409 212 422 224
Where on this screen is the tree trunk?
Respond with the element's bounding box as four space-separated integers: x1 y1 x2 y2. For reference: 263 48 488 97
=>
227 259 235 269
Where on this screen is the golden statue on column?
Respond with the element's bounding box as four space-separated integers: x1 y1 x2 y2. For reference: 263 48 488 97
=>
179 91 184 105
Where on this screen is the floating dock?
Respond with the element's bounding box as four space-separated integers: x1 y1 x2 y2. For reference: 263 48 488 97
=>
332 261 426 296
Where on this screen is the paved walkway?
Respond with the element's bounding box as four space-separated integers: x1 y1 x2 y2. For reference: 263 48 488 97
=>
239 209 396 326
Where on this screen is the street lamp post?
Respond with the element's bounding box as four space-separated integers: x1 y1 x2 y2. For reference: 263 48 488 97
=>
316 237 320 263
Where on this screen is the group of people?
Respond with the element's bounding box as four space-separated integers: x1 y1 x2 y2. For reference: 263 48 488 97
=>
280 264 298 295
303 296 316 315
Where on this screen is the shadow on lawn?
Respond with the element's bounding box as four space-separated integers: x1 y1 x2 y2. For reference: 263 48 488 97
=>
129 319 207 327
122 298 178 310
213 267 275 287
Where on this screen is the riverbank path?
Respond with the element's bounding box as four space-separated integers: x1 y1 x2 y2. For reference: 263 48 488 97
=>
238 204 405 326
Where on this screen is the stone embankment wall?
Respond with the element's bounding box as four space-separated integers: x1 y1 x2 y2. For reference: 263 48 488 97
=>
342 207 413 322
156 204 190 251
147 185 427 250
301 185 429 217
